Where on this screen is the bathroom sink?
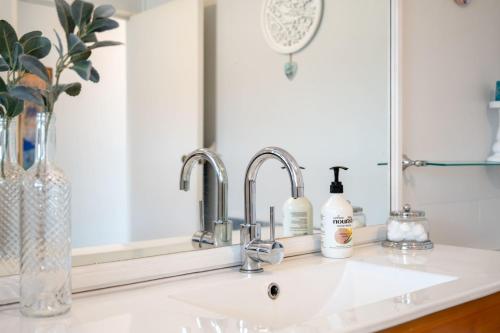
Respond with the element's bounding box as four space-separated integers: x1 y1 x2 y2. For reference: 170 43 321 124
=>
171 259 456 330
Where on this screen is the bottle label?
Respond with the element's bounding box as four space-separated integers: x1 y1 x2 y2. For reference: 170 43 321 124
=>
290 211 308 235
321 214 353 249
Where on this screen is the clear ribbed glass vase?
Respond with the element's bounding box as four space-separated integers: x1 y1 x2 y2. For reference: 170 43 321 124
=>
20 113 72 317
0 117 23 275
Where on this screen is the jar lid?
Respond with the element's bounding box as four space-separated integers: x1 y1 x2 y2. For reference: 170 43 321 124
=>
390 204 425 218
353 206 363 213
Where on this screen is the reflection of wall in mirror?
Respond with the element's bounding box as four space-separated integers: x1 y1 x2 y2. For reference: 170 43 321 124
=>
127 0 204 242
17 1 129 247
214 0 390 230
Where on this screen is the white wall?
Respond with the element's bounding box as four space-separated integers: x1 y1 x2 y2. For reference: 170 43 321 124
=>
0 0 16 27
17 2 129 247
402 0 500 249
216 0 390 229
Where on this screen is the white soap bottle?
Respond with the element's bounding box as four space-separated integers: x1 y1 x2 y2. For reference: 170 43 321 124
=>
282 167 313 236
283 197 313 236
321 166 353 258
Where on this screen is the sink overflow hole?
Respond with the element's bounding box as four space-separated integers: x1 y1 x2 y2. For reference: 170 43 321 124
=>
268 282 280 300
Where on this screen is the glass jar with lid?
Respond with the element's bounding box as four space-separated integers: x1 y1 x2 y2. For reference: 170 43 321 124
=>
382 204 433 250
352 206 366 228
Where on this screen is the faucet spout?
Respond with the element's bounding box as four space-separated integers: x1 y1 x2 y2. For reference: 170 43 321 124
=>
244 147 304 226
180 148 232 248
180 148 228 223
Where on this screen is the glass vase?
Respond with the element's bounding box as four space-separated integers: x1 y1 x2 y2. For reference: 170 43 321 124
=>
20 113 72 317
0 117 23 275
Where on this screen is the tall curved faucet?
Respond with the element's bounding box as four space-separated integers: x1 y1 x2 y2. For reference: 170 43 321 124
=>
180 148 232 248
240 147 304 273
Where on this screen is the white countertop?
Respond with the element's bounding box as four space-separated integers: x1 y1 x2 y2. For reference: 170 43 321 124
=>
1 243 499 332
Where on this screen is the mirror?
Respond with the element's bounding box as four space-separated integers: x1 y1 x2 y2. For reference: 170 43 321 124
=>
1 0 390 273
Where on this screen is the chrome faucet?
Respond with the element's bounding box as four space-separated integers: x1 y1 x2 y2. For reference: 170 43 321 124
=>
240 147 305 273
180 148 232 248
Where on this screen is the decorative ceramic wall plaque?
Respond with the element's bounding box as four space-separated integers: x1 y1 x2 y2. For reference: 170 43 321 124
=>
261 0 323 80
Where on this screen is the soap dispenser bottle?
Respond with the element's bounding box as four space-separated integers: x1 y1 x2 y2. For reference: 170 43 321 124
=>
321 166 353 258
282 166 313 236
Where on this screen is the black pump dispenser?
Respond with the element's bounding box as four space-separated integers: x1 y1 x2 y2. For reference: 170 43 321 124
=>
329 166 348 194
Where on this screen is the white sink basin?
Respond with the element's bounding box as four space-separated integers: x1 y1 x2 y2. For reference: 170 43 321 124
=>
171 259 456 330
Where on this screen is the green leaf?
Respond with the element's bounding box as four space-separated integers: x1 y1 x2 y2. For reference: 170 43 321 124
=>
71 60 91 80
94 5 116 19
12 42 23 70
54 30 64 57
81 1 94 26
0 76 6 92
40 91 49 106
68 33 86 55
10 98 23 118
88 40 122 50
0 95 9 117
54 44 62 57
70 0 94 27
23 36 51 59
81 33 97 43
70 0 84 26
64 83 82 96
0 20 18 66
72 1 95 29
71 49 91 62
55 0 75 36
0 95 23 118
58 82 82 97
89 67 100 83
0 94 11 114
19 31 42 44
19 54 49 82
9 86 44 106
0 56 8 71
87 18 119 34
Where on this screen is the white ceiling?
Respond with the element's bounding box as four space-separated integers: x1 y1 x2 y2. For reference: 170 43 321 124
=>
19 0 208 19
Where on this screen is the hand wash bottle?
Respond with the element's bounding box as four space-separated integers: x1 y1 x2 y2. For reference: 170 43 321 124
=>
321 166 353 258
282 167 313 236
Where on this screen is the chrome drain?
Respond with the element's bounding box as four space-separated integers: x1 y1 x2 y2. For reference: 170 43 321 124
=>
267 282 280 300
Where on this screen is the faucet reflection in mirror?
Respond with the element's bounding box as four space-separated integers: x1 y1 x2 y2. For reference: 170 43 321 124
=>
0 0 122 317
241 147 304 273
0 116 23 274
180 149 232 248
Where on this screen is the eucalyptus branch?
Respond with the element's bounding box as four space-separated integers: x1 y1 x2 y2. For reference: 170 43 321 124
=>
0 0 121 127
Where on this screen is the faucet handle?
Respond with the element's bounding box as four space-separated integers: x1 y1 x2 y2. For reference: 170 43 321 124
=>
269 206 275 241
245 240 284 266
244 206 284 266
198 200 205 231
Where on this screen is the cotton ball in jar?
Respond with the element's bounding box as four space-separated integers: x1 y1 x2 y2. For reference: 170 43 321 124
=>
399 222 411 233
416 232 428 242
412 223 426 237
402 222 416 241
388 220 399 230
387 222 403 242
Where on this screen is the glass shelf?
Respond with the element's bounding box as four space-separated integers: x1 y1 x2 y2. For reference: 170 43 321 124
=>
378 161 500 167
